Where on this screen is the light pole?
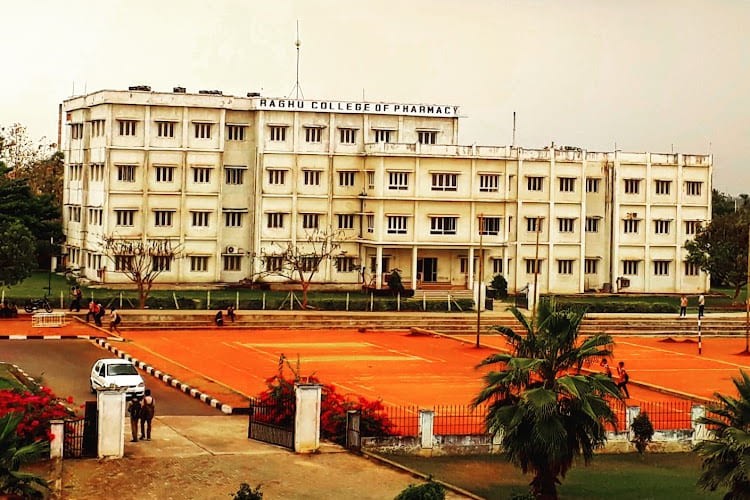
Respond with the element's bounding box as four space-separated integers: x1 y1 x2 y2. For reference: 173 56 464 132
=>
476 215 484 348
47 237 53 297
745 224 750 353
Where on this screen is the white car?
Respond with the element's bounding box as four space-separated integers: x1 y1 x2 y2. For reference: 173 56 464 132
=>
90 359 146 399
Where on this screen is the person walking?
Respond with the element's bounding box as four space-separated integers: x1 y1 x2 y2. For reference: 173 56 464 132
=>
69 286 82 312
94 301 105 326
600 358 613 378
679 294 688 318
85 300 98 323
110 307 122 333
140 389 155 440
698 294 705 319
226 305 235 323
617 361 630 398
127 396 141 442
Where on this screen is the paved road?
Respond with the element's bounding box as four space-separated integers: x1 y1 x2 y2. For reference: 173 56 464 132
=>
0 340 219 416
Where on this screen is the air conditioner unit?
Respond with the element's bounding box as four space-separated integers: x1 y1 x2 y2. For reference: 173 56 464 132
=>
226 246 236 254
627 212 639 219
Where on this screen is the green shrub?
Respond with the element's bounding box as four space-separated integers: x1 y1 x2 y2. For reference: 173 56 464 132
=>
394 481 445 500
490 274 508 299
508 490 535 500
631 411 655 454
231 482 263 500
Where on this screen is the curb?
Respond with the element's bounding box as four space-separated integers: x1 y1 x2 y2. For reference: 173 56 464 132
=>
0 334 104 340
92 338 235 414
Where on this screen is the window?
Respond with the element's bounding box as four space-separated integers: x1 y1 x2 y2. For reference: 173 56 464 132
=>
71 123 83 140
117 164 136 182
191 211 209 227
479 174 500 192
88 208 103 226
479 217 501 235
270 125 287 141
558 218 575 233
265 256 283 272
224 212 244 227
338 171 355 187
118 120 136 136
526 217 543 232
156 121 175 138
655 180 671 195
366 214 374 233
68 164 83 181
336 257 357 272
431 173 458 191
301 257 319 272
152 256 171 272
367 171 375 189
653 260 670 276
387 216 408 234
558 260 574 274
225 167 245 185
154 210 174 227
558 177 575 192
192 167 211 183
227 125 246 141
417 130 437 144
304 127 322 143
267 213 284 228
114 255 132 271
337 214 354 230
585 217 600 232
190 256 208 272
492 259 503 274
68 206 81 222
686 181 703 196
268 169 286 185
430 216 457 235
388 171 409 190
624 179 641 194
339 128 357 144
654 219 671 234
194 123 212 139
374 129 392 143
585 258 598 274
623 260 639 275
89 163 104 182
303 170 321 186
685 220 701 235
525 259 542 274
623 219 640 233
223 255 242 271
586 178 600 193
91 120 105 137
155 166 175 183
684 261 700 276
527 176 543 191
302 213 319 229
115 210 135 226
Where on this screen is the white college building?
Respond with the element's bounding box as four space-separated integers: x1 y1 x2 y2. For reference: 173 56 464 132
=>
61 88 712 294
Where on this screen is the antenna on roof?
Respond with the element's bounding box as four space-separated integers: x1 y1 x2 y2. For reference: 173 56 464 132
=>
512 111 516 147
287 20 304 99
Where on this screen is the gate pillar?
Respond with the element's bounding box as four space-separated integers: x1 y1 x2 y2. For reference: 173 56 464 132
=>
97 390 126 458
49 419 64 458
294 383 322 453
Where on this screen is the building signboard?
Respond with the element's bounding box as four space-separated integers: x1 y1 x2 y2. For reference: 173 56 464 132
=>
255 98 459 117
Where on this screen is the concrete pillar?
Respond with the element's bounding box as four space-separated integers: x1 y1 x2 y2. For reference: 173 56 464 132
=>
626 405 640 440
49 419 65 459
527 283 537 311
375 246 383 290
411 246 418 290
419 409 434 449
691 404 708 444
97 390 126 458
473 282 486 311
294 383 322 453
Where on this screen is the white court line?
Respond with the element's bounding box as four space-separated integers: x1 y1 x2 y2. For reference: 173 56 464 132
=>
618 340 750 370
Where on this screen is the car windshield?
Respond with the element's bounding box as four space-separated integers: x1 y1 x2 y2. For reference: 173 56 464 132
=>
107 364 137 376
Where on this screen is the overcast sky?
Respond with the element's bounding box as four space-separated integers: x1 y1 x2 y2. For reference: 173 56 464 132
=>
2 0 748 194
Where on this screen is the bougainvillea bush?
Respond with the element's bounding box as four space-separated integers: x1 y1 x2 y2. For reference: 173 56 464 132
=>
256 372 393 445
0 388 74 443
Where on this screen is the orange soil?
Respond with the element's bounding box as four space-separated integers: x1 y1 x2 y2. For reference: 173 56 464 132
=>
0 317 107 337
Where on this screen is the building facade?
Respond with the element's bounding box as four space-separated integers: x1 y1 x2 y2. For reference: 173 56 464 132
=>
62 88 712 294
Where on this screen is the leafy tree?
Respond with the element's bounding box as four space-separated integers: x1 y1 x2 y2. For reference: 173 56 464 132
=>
631 411 654 454
20 151 64 208
490 273 508 299
102 237 183 308
0 413 49 499
685 212 748 300
473 299 620 500
0 219 36 287
394 481 445 500
695 370 750 498
0 123 55 173
231 482 263 500
712 189 737 218
386 269 405 295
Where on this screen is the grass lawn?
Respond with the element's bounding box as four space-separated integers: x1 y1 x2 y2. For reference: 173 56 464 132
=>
0 363 27 392
382 452 722 500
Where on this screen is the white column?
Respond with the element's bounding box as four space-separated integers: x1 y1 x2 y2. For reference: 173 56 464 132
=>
411 246 418 290
49 420 65 459
419 409 434 449
294 383 322 453
626 405 640 439
691 405 708 444
375 246 383 290
97 390 126 459
467 247 475 291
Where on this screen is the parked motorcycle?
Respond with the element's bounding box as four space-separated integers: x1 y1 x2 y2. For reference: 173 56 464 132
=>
24 297 53 313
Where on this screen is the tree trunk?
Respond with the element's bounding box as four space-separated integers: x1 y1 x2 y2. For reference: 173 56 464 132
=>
531 471 558 500
301 282 310 309
734 283 742 302
138 282 147 309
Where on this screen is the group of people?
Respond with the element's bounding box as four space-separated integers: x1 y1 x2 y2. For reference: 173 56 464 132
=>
600 358 630 398
126 389 156 442
84 300 122 332
679 293 706 319
214 305 235 326
0 300 19 318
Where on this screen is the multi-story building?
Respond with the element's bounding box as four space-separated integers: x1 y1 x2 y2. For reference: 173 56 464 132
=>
61 88 712 294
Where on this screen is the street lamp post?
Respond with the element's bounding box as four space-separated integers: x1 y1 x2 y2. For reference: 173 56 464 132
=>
47 237 53 297
745 225 750 353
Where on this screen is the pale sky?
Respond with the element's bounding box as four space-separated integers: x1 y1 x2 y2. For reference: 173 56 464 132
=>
2 0 748 194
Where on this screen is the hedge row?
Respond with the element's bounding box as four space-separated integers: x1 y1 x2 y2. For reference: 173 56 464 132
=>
555 300 678 314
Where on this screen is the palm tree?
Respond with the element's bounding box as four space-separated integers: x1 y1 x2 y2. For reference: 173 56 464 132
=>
695 370 750 499
473 299 620 500
0 412 50 499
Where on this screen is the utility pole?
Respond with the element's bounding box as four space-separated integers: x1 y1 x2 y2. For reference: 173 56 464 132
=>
532 216 541 325
476 215 484 348
745 224 750 353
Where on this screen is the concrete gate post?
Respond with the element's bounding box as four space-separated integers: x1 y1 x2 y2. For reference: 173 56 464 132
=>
294 383 322 453
626 405 640 443
49 419 65 459
419 409 435 449
97 390 126 458
473 282 486 312
691 405 708 444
